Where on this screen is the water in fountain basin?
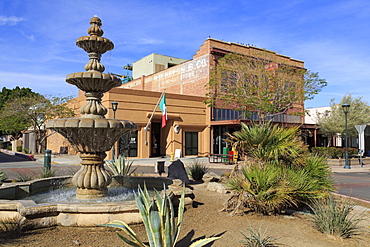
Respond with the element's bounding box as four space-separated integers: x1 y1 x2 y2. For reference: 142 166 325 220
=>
27 186 136 203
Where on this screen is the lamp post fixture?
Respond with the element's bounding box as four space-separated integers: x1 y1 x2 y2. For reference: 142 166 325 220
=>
342 104 350 169
112 101 118 119
111 101 118 159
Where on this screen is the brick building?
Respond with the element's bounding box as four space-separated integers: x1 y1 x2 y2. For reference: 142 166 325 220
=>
47 38 305 158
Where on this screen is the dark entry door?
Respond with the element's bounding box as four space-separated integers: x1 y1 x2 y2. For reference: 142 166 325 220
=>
151 123 161 157
185 132 198 156
119 131 138 157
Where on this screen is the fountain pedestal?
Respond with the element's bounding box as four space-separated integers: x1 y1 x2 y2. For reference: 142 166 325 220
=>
46 16 136 199
73 153 111 199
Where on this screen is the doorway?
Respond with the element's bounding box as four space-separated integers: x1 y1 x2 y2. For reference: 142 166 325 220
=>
119 131 138 157
151 122 161 157
185 132 198 156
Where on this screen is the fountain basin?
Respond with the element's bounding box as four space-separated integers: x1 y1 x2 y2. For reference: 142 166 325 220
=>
0 176 193 230
46 118 136 153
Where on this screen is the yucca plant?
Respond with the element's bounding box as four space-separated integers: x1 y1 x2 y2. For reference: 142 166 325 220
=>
225 164 296 215
187 160 209 181
310 197 365 238
224 161 331 215
102 185 220 246
226 122 305 164
299 154 334 193
105 155 138 176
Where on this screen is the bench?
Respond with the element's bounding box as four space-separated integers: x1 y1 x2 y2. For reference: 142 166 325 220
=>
208 154 235 164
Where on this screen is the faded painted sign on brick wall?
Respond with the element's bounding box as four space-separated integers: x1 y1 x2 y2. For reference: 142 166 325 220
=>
153 54 209 87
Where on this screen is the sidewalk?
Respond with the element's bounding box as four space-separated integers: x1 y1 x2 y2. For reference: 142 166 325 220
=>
32 154 236 170
331 163 370 173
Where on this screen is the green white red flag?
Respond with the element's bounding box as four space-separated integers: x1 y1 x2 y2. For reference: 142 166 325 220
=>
159 94 167 128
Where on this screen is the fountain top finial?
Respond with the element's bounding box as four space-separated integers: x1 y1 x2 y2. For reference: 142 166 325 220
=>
88 16 103 37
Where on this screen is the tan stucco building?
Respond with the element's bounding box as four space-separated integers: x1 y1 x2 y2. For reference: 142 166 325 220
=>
47 38 305 158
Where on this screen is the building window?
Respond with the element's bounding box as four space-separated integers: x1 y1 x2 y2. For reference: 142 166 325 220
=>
119 130 138 157
212 108 301 123
185 132 198 156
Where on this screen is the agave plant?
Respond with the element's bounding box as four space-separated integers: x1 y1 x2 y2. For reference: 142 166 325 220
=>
105 155 138 176
102 185 220 246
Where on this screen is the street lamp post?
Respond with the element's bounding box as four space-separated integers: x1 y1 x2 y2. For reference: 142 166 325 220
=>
111 101 118 160
342 104 350 169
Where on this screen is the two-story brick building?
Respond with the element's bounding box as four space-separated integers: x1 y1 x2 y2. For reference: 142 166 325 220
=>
47 38 305 158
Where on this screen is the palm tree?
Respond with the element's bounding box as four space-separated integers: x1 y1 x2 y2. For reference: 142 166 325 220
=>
227 122 305 165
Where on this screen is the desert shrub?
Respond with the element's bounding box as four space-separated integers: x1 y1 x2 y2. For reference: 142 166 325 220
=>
224 123 334 215
310 197 364 238
14 171 35 182
102 185 220 246
311 147 358 159
311 147 328 157
187 160 209 181
0 169 7 184
16 146 22 152
224 160 334 215
40 169 56 178
105 155 138 176
239 223 276 247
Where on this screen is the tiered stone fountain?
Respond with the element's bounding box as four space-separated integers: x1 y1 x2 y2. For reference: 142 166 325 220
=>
46 16 136 199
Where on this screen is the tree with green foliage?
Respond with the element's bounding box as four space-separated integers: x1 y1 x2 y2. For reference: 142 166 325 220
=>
205 52 327 123
0 87 40 138
0 94 75 153
316 94 370 145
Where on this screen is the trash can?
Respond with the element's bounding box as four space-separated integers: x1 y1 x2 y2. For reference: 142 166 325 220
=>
222 147 229 162
155 160 165 176
44 150 52 172
228 151 234 163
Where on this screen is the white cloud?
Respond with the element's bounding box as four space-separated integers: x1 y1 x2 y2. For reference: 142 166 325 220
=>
0 16 24 26
135 38 164 45
20 31 35 41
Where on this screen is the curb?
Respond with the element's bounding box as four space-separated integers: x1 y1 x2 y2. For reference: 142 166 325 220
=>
0 149 35 161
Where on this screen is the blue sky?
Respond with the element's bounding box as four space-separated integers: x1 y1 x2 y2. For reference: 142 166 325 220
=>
1 0 370 108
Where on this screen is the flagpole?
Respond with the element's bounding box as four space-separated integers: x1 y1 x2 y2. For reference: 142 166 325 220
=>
144 91 165 144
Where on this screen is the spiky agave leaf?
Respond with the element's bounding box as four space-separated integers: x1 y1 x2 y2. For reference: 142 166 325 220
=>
189 237 222 247
148 201 163 246
135 186 156 246
100 220 147 247
173 186 186 245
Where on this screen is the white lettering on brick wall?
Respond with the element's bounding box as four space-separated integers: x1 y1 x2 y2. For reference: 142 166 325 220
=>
153 54 209 87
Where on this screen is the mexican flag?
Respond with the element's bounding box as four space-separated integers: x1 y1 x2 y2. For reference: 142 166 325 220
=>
159 94 167 128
